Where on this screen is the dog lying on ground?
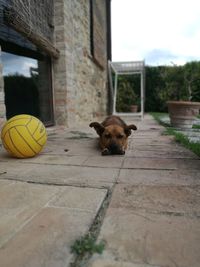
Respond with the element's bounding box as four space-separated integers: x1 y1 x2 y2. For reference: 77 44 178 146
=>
89 115 137 155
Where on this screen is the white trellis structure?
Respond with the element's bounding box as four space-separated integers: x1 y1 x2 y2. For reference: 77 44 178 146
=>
108 60 145 118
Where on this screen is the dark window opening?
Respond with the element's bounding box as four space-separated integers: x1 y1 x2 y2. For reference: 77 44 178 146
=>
0 0 54 126
90 0 94 57
89 0 106 69
1 50 54 126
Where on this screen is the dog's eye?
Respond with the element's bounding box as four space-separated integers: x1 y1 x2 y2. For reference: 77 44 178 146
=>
117 134 124 139
104 133 111 138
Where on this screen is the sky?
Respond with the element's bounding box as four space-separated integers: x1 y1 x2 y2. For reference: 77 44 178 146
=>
111 0 200 66
1 52 37 77
2 1 200 73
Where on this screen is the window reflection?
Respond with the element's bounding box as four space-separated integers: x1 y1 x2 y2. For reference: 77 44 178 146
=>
2 52 39 119
2 52 37 77
1 52 54 125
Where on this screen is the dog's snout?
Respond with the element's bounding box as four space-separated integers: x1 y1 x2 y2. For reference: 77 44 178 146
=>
108 142 125 155
109 142 118 152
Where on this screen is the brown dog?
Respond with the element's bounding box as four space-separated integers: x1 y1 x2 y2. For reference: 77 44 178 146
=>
89 115 137 155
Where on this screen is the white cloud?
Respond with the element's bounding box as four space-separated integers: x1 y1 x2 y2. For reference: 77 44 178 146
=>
22 61 37 76
2 52 37 77
111 0 200 65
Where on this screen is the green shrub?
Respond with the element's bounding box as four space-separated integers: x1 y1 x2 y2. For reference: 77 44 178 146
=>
116 62 200 113
116 75 140 112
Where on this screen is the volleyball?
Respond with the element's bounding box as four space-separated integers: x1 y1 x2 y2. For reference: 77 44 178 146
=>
1 114 47 158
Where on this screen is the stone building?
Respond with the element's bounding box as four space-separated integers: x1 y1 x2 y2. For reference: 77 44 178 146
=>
0 0 111 126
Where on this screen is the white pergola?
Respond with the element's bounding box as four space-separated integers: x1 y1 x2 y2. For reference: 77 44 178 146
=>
108 60 145 118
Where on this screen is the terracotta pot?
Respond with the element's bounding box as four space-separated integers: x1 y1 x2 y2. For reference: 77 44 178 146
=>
130 105 138 113
167 101 200 129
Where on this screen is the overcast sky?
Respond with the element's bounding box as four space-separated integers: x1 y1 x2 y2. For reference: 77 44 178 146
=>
2 52 37 77
111 0 200 66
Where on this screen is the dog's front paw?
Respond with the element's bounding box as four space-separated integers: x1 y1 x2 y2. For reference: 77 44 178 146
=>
101 148 111 156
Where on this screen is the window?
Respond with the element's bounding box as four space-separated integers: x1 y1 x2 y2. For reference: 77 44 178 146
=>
89 0 107 69
1 51 54 126
90 0 94 57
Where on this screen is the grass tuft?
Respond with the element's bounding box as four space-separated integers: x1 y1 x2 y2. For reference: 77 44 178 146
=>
150 112 200 157
193 124 200 129
71 234 105 256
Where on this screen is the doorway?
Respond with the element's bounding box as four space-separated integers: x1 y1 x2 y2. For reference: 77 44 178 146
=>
1 51 54 126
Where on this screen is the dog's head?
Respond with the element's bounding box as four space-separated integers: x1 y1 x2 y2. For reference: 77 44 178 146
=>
89 122 137 155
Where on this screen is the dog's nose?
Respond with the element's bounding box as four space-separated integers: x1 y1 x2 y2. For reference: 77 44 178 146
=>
109 142 118 152
108 143 125 155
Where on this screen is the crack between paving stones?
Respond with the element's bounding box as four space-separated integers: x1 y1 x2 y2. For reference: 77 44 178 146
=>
127 208 200 220
69 157 124 267
0 176 114 256
0 177 111 190
17 161 123 169
69 187 113 267
124 167 177 170
155 210 200 219
126 155 199 160
0 160 183 171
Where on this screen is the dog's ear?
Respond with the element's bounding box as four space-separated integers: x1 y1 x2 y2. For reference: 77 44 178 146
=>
124 124 137 136
89 122 105 136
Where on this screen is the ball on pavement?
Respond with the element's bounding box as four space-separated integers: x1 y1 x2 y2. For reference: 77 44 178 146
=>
1 114 47 158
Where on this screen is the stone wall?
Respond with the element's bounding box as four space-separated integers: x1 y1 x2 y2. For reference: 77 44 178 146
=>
53 0 109 126
0 46 5 118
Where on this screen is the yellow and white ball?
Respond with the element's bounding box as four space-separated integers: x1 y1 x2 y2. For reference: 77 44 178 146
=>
1 114 47 158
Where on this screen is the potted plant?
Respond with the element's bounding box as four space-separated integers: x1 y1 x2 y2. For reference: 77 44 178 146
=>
166 62 200 129
116 79 140 113
130 96 140 113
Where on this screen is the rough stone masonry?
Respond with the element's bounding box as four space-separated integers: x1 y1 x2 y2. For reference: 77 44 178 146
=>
53 0 109 126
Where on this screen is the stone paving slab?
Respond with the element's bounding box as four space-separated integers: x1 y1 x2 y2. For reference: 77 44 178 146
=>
132 134 175 144
0 179 13 187
129 140 166 147
0 152 89 166
130 132 162 138
44 138 100 156
130 143 192 153
0 163 118 188
47 126 96 139
0 208 93 267
123 157 200 170
0 181 108 267
135 125 164 132
0 181 60 247
48 186 107 213
109 184 200 216
118 169 200 186
89 258 160 267
83 155 124 168
126 149 199 159
94 208 200 267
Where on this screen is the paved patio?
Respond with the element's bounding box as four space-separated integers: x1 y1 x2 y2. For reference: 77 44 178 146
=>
0 115 200 267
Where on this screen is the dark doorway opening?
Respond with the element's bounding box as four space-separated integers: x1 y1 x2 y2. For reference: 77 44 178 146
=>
1 51 54 126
